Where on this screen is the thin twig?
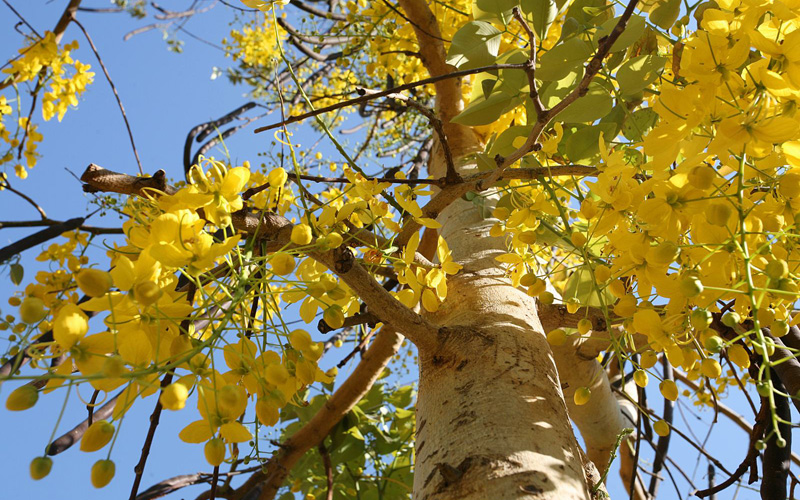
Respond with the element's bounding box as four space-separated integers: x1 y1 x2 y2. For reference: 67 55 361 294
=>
0 180 47 218
361 88 459 183
511 7 544 117
276 17 351 45
0 218 122 234
337 329 376 368
0 216 87 263
290 0 346 21
1 0 42 38
254 63 527 133
151 1 217 20
649 360 674 497
17 74 42 164
128 373 175 500
71 16 144 175
693 400 768 498
209 466 220 500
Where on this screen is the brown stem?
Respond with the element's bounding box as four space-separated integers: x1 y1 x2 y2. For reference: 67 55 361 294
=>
318 443 334 500
511 7 544 117
127 373 174 500
361 88 459 184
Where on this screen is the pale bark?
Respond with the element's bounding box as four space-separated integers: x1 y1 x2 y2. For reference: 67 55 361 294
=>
391 1 603 498
412 190 595 500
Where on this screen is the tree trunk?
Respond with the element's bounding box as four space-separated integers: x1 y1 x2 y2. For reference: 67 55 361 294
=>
412 192 595 500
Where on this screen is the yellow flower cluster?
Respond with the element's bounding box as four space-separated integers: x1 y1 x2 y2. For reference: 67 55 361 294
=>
1 31 94 178
480 0 800 408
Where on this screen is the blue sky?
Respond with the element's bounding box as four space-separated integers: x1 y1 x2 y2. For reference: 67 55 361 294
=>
0 2 787 500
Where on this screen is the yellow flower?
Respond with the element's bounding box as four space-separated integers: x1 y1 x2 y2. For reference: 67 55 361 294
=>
53 303 89 349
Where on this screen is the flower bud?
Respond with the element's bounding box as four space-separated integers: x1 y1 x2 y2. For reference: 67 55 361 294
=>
19 297 47 324
81 420 115 452
91 459 115 488
205 438 225 466
6 384 38 411
30 456 52 480
75 269 113 297
160 383 189 411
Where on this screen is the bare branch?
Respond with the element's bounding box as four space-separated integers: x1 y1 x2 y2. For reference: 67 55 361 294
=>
276 17 351 45
0 219 122 234
0 216 87 263
290 0 346 21
361 88 459 184
674 370 800 468
48 390 120 455
151 1 218 20
511 7 544 117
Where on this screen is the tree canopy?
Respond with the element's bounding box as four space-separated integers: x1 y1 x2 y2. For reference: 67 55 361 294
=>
2 0 800 499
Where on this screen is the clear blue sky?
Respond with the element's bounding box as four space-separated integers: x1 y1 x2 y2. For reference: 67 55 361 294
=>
0 2 786 500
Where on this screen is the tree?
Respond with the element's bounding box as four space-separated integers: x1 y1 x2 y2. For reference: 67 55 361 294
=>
1 0 799 499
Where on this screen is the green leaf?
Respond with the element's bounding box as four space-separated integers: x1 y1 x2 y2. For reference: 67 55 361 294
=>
331 435 366 463
346 425 366 441
537 37 592 81
564 123 615 162
473 0 520 25
490 125 534 156
387 384 415 408
452 90 523 126
593 15 646 53
541 68 583 106
10 263 23 286
598 104 626 136
446 21 502 70
649 0 681 29
553 83 613 123
520 0 558 38
563 265 615 307
481 77 497 99
565 0 613 25
622 108 659 142
616 54 667 95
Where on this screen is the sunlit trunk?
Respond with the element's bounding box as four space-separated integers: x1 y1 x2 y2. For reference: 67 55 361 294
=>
412 173 594 499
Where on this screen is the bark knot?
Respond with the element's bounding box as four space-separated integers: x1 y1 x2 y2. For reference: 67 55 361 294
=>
333 247 355 273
